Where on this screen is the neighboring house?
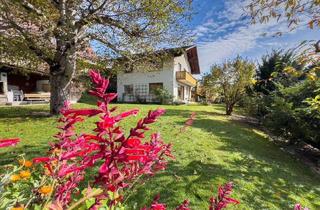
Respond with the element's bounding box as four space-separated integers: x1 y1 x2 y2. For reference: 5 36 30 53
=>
0 65 51 105
117 46 201 103
0 47 97 105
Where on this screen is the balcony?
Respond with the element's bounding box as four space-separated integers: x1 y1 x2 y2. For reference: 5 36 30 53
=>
176 71 197 87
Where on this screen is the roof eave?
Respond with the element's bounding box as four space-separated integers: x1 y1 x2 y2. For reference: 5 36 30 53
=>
186 46 201 75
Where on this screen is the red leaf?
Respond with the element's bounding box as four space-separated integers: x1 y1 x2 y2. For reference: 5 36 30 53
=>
0 138 20 148
32 157 51 163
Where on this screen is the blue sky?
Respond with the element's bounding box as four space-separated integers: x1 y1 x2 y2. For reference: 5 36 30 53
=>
190 0 320 74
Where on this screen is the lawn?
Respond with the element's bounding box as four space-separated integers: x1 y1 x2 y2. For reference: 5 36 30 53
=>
0 103 319 209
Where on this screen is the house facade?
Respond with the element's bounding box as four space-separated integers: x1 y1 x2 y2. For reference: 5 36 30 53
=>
0 46 97 105
0 66 51 105
117 46 200 103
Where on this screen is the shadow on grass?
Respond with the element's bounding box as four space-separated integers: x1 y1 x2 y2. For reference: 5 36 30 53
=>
126 112 320 209
0 105 52 119
128 158 320 209
0 104 318 209
0 144 49 166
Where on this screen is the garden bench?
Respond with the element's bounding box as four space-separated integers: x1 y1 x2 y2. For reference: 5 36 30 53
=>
24 93 50 102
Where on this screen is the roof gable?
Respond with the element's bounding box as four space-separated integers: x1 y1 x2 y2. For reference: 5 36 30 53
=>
185 46 200 74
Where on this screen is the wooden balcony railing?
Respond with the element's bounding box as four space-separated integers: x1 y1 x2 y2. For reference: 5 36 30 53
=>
176 71 197 87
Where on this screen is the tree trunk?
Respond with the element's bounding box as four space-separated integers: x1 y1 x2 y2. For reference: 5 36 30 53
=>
49 45 77 115
226 103 234 115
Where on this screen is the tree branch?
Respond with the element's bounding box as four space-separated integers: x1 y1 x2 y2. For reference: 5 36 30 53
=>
89 34 132 61
94 15 144 37
75 0 109 29
7 19 55 66
51 0 59 8
21 0 45 17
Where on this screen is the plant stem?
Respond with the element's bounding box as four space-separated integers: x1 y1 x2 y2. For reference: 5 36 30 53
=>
67 188 103 210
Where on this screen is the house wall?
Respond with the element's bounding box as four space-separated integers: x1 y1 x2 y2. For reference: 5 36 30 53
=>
117 52 195 103
117 57 175 102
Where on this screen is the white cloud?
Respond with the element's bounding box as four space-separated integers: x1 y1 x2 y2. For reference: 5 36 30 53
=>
192 18 217 37
196 0 310 73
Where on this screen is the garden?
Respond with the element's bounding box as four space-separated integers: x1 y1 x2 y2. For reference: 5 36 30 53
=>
1 0 319 209
0 71 319 209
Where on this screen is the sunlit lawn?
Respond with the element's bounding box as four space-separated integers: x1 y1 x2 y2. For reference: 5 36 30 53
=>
0 102 319 209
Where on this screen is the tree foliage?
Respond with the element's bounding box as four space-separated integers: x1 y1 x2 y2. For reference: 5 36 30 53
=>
247 48 320 148
247 0 320 31
246 0 320 55
203 57 255 115
254 49 303 94
0 0 192 114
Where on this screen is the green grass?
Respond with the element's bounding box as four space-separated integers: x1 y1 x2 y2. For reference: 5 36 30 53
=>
0 103 319 209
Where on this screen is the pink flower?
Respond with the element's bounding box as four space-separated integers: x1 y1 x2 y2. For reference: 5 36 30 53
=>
209 182 239 210
176 200 190 210
151 204 166 210
0 138 20 148
142 195 167 210
294 204 309 210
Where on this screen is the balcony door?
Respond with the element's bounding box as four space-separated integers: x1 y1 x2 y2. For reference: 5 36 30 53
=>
178 85 184 100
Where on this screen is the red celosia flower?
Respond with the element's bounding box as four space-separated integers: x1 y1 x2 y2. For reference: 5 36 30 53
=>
32 157 51 163
126 138 141 147
0 138 20 148
150 204 166 210
33 70 173 208
117 109 139 119
142 195 167 210
209 182 239 210
62 108 102 117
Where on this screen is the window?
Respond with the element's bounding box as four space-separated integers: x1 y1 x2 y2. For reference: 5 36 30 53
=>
124 85 133 95
0 82 4 94
149 83 163 94
178 63 182 71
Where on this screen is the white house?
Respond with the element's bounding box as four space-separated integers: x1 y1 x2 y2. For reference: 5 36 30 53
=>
117 46 200 103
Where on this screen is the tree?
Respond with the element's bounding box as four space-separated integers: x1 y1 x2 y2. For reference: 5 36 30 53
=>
0 0 191 114
203 57 255 115
255 50 301 94
201 75 222 104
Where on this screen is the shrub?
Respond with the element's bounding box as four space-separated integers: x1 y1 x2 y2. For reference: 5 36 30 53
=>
248 48 320 148
259 80 320 147
153 88 173 104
